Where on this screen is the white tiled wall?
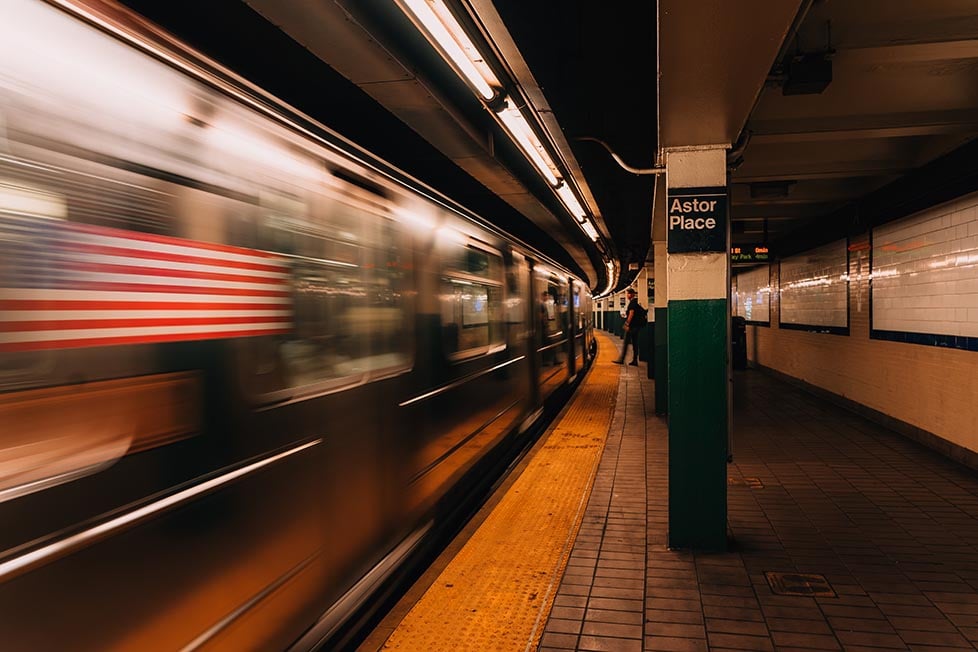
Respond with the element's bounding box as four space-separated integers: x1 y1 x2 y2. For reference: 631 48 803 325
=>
732 265 771 323
780 239 848 328
873 193 978 337
748 232 978 459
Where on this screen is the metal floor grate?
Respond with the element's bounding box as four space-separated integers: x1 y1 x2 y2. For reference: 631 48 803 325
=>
765 571 836 597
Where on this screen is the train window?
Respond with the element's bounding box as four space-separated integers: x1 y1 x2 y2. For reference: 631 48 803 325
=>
534 270 569 340
506 251 528 325
440 280 503 356
440 243 504 358
541 279 568 338
238 188 411 399
359 208 412 371
575 283 585 330
443 244 502 280
533 268 567 367
555 280 569 335
0 153 174 236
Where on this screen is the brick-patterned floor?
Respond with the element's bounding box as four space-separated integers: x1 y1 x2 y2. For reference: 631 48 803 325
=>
539 360 978 651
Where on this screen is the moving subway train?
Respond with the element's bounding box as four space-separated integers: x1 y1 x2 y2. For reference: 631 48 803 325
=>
0 1 595 649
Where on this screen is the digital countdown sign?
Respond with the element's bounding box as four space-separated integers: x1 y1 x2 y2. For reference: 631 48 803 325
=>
731 244 772 264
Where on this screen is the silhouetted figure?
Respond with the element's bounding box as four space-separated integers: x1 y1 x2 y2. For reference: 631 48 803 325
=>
614 287 643 366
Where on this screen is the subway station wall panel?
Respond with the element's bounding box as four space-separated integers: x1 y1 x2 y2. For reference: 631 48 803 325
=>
746 232 978 459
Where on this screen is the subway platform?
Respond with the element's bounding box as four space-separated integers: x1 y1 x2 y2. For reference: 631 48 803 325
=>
361 330 978 651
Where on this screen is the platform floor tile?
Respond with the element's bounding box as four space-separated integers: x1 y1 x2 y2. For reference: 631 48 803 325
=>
539 330 978 651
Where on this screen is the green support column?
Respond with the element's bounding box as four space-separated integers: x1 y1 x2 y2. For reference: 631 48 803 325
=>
665 147 729 551
668 298 727 549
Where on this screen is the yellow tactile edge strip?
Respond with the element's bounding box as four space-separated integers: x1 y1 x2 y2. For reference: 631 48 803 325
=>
382 333 622 652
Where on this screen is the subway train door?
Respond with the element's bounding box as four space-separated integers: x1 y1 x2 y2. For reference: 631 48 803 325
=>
532 265 568 402
567 278 578 379
507 250 536 408
571 280 586 377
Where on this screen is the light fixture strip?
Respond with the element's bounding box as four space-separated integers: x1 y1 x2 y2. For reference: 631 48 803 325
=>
604 260 616 295
399 0 497 100
427 1 500 87
555 182 586 220
581 220 599 241
496 106 560 186
397 0 601 241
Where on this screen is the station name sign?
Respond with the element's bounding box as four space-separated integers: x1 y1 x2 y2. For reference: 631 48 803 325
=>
731 244 772 263
666 187 727 253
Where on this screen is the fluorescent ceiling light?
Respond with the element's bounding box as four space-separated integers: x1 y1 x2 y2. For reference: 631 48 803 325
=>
398 0 499 101
496 104 560 186
602 260 615 296
581 220 599 241
396 1 598 241
555 182 586 221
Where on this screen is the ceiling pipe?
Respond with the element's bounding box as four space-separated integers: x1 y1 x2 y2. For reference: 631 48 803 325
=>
575 137 665 175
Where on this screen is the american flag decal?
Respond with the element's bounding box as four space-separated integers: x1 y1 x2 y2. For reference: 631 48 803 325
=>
0 220 292 352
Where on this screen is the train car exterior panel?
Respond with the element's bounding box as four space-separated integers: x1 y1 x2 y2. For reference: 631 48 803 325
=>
0 1 594 649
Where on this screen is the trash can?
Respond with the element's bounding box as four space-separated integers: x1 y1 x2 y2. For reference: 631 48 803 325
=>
731 316 747 370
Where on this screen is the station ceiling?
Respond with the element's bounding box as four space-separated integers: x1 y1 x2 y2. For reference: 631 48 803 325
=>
731 0 978 255
116 0 978 289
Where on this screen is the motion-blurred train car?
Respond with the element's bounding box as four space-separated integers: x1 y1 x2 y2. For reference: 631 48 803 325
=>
0 1 593 649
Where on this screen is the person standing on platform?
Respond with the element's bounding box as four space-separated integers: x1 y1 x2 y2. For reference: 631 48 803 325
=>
614 287 644 366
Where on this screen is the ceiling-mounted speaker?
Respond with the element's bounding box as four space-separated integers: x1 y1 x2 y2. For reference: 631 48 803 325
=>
783 54 832 95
